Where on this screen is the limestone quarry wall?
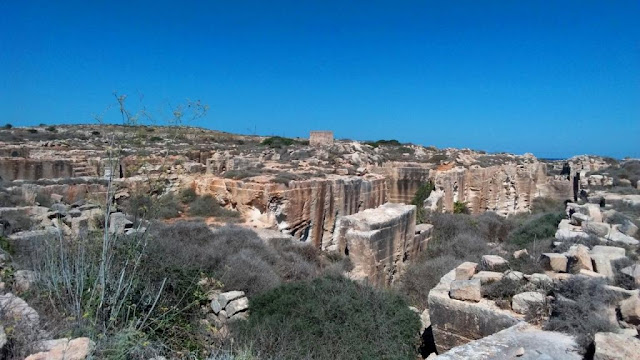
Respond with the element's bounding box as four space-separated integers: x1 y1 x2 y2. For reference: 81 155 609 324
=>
193 175 387 248
330 203 418 286
372 163 432 204
432 163 549 215
0 158 74 182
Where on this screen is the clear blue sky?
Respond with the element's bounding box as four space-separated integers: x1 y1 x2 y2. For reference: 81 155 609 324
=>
1 1 638 159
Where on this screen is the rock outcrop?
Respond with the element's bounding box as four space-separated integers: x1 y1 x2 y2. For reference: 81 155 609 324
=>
435 323 581 360
194 175 387 248
428 269 522 353
431 163 550 215
331 203 422 286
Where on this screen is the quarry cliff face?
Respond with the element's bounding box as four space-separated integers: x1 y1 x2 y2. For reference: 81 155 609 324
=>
432 162 550 215
193 174 387 248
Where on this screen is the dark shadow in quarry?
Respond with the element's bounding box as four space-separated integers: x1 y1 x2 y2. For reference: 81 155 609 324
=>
419 325 437 358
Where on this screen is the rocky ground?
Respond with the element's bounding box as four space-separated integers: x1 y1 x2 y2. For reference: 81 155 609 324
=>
0 124 639 359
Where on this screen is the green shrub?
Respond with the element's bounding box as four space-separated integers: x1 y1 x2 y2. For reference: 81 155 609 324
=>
189 195 239 218
149 136 163 142
179 187 197 204
507 212 564 247
398 254 461 308
152 193 181 219
27 129 37 134
3 123 12 129
46 126 57 132
233 275 421 360
531 197 565 214
411 181 434 224
453 201 469 214
260 136 301 148
363 139 402 148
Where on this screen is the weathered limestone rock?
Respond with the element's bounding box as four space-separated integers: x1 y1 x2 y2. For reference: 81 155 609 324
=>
513 249 528 259
528 273 552 287
578 269 607 279
620 294 640 325
434 323 581 360
570 212 591 226
481 255 508 271
332 203 418 286
455 262 478 281
567 244 593 271
108 212 132 235
504 270 524 282
0 159 74 181
226 297 249 316
594 331 640 360
414 223 433 251
423 189 444 213
450 279 482 302
621 264 640 287
217 291 245 308
583 221 610 237
511 292 545 315
606 228 639 246
0 293 39 326
433 162 547 215
555 228 590 241
472 271 503 284
591 245 626 260
429 270 521 353
372 163 432 204
616 219 638 237
14 270 36 293
591 254 616 279
9 227 58 254
197 175 386 248
540 253 568 273
25 337 95 360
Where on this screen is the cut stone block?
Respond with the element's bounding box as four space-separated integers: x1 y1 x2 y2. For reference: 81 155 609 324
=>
450 279 482 302
540 253 568 273
455 262 478 281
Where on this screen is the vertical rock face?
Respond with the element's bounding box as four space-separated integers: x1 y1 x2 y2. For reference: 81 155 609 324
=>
432 163 549 215
330 203 418 287
0 159 74 181
195 175 387 248
372 162 433 204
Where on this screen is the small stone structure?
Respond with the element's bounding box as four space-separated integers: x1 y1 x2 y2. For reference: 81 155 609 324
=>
309 131 334 147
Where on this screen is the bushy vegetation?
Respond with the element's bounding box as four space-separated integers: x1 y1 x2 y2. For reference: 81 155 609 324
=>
507 212 564 247
398 197 566 308
411 181 434 224
364 139 402 148
179 187 197 204
16 220 329 358
260 136 306 148
545 277 620 349
232 275 421 360
453 201 469 214
189 194 239 218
